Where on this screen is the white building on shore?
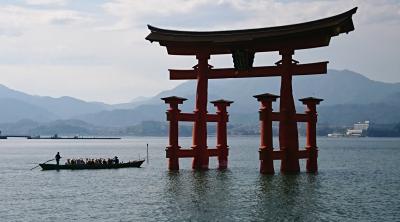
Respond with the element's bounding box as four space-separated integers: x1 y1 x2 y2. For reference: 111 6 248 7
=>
346 121 370 137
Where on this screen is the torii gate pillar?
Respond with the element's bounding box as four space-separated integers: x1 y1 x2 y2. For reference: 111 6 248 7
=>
279 50 300 173
300 97 323 173
254 93 279 174
192 53 210 170
211 99 233 170
162 96 187 170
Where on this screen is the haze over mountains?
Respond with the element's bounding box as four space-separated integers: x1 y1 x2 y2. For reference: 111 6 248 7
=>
0 84 112 122
0 69 399 135
74 69 400 126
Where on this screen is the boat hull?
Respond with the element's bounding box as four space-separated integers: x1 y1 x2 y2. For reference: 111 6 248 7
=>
39 160 145 170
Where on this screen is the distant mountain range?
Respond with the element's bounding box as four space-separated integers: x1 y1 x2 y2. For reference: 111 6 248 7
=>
0 84 112 122
73 69 400 127
0 69 399 135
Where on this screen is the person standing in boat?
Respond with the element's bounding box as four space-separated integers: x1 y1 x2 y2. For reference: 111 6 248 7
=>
55 152 61 166
114 156 119 164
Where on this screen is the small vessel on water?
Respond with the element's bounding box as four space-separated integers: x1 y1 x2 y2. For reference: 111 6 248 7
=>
39 160 145 170
36 146 149 171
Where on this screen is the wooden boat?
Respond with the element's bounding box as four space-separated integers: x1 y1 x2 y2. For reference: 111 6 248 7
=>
39 160 145 170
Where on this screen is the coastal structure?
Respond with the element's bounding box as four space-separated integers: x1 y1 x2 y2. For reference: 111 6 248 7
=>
327 121 370 137
0 132 120 140
146 8 357 173
346 121 370 137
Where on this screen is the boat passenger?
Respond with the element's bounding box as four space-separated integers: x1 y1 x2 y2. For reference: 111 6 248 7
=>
55 152 61 165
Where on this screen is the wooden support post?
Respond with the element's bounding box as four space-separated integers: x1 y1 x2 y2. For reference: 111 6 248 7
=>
279 49 300 174
161 96 187 170
211 99 233 170
254 93 279 174
192 53 210 170
299 97 323 173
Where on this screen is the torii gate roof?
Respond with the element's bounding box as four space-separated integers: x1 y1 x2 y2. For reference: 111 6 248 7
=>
146 7 357 55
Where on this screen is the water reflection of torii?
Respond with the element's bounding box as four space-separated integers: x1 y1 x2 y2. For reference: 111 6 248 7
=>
146 7 357 174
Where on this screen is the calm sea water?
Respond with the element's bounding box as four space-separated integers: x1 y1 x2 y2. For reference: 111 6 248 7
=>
0 136 399 221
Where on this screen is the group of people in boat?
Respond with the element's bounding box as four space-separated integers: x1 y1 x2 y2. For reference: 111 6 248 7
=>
55 152 120 166
66 157 120 166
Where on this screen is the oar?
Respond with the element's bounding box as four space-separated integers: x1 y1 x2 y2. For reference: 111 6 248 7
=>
146 143 149 164
30 158 55 170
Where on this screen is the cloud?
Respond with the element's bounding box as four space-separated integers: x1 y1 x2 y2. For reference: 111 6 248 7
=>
0 0 398 103
100 0 218 30
0 5 94 37
25 0 68 6
100 0 400 30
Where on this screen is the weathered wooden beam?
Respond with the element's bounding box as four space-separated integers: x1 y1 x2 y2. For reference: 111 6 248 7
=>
293 62 328 75
207 148 219 157
178 113 195 122
207 65 282 79
207 114 218 122
169 69 197 80
173 148 219 158
169 62 328 80
269 112 310 122
295 114 309 122
177 113 218 122
271 112 281 121
178 149 195 158
272 150 283 160
298 150 309 159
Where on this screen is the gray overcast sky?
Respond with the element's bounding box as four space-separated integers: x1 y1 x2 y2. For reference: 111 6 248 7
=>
0 0 398 104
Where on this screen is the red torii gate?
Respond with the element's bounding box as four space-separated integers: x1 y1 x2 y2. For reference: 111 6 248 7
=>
146 8 357 173
160 96 232 170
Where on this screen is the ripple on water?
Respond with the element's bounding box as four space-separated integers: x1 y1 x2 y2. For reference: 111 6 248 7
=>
0 137 399 221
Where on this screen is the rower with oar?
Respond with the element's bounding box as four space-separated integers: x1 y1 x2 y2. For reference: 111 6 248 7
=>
55 152 61 166
30 152 61 170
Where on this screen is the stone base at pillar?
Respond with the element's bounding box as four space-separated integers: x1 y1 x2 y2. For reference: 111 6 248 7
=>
192 161 209 170
259 148 274 174
217 145 229 170
168 158 179 170
306 147 318 173
192 146 209 170
280 149 300 174
166 146 180 170
281 155 300 174
218 160 228 169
